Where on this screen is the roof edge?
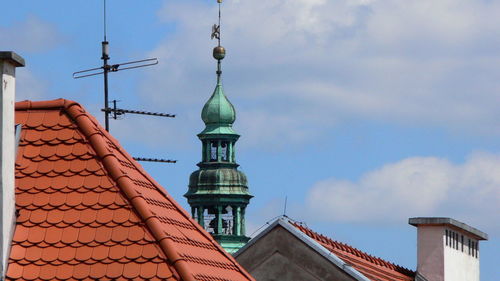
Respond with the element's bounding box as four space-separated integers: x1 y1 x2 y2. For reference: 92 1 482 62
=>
409 217 488 240
64 101 196 281
111 125 254 279
235 217 371 281
15 98 255 280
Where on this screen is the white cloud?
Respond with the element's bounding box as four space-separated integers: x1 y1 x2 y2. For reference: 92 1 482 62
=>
0 16 63 53
140 0 500 148
306 152 500 231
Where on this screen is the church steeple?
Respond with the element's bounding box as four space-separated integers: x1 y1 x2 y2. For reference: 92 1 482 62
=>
185 0 252 254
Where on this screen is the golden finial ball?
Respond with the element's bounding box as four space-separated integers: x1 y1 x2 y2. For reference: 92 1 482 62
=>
217 0 223 3
213 46 226 60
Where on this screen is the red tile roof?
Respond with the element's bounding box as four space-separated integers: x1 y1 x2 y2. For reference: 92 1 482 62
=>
290 221 415 281
8 99 254 281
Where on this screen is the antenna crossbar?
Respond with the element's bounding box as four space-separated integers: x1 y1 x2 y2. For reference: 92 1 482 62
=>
72 2 176 165
101 108 176 118
73 58 158 79
133 157 177 163
101 100 176 120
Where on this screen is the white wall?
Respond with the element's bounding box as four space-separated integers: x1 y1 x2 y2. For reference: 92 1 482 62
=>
417 225 480 281
0 57 19 278
444 231 480 281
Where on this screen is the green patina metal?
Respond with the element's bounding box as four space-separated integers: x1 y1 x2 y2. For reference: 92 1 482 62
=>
185 80 253 253
199 82 238 136
185 17 252 253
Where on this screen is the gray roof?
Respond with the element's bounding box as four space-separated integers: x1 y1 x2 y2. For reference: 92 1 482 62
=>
234 217 371 281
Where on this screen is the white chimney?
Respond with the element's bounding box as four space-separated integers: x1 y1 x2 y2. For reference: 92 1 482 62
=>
0 51 25 278
409 217 488 281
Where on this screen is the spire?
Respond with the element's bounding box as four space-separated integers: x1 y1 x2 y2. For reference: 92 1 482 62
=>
201 0 236 136
212 0 225 84
186 0 253 254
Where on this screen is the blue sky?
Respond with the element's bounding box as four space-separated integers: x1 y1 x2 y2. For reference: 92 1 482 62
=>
2 0 499 279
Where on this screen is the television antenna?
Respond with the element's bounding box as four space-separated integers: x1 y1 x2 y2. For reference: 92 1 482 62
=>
72 0 176 164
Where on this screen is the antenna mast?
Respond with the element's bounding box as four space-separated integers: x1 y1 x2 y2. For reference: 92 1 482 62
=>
103 0 107 42
283 196 288 217
73 0 162 132
102 0 110 131
73 0 176 164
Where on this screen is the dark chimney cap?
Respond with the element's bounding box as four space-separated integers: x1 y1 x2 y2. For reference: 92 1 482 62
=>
0 51 25 67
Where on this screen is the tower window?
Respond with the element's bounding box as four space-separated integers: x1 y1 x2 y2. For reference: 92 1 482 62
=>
210 142 217 161
221 142 228 161
221 206 233 235
204 208 216 234
445 230 449 246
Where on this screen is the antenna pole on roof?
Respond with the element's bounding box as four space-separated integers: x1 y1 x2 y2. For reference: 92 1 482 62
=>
102 0 109 131
102 44 110 131
104 0 107 42
72 1 176 164
72 0 161 132
283 196 288 217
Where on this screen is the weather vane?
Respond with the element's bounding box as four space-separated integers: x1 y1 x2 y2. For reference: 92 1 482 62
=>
211 0 226 83
211 0 223 45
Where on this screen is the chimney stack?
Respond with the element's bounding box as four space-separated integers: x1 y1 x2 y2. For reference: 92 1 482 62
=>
409 217 488 281
0 51 25 278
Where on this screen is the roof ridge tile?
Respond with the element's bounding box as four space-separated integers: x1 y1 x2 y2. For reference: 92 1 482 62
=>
289 221 415 279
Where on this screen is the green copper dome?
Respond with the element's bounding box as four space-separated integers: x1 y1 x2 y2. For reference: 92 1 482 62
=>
202 82 235 125
199 82 238 136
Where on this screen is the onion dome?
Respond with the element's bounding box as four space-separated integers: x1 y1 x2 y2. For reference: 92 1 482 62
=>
201 83 235 126
199 82 238 136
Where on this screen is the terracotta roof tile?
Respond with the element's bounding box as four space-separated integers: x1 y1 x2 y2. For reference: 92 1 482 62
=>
22 264 40 280
8 99 254 281
123 261 141 279
290 221 415 281
56 264 73 280
39 264 57 280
